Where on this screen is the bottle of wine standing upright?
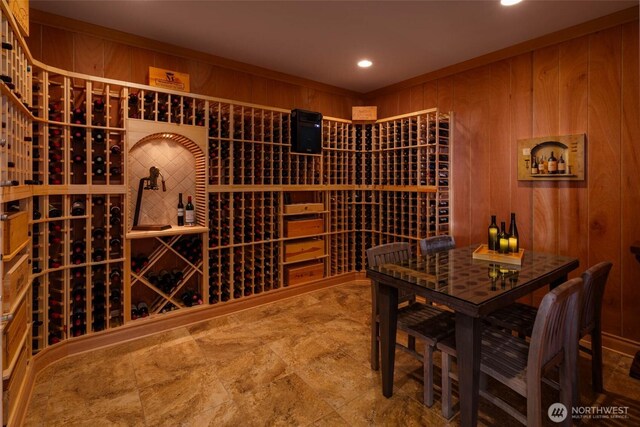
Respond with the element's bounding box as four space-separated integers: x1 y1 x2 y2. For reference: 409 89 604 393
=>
498 222 510 254
177 193 184 226
185 196 195 226
508 213 519 253
488 215 499 251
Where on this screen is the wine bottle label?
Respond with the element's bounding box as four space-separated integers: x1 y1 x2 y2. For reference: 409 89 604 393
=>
558 162 566 172
177 208 184 216
185 210 195 224
548 160 557 172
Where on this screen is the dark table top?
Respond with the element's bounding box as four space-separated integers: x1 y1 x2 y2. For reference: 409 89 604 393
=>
367 244 579 316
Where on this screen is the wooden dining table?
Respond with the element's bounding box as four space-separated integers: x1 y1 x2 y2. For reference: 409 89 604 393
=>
366 244 579 427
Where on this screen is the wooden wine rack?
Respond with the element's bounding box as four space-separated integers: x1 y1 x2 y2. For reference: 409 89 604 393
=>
0 2 452 422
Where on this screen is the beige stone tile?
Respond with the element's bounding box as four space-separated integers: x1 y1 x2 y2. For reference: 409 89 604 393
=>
174 399 258 427
268 327 340 370
185 314 238 338
296 349 378 410
213 343 291 397
337 391 445 427
311 410 351 427
228 293 321 324
138 366 230 426
195 323 278 365
47 352 137 403
46 389 145 427
288 300 348 327
235 373 335 426
131 335 205 389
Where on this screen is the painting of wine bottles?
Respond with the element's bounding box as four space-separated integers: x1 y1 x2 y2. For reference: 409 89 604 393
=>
517 134 585 181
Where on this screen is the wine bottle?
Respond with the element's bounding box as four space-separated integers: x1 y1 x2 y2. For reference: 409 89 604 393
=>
547 151 558 174
92 248 105 262
539 156 546 174
530 156 538 175
93 156 105 176
72 152 85 164
185 195 195 226
48 204 62 218
498 221 510 254
92 227 105 239
92 129 105 144
71 200 85 216
177 193 184 226
488 215 499 251
508 213 519 253
558 154 566 174
137 302 149 317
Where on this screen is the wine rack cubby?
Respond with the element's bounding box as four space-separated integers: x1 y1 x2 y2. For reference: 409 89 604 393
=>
0 3 452 421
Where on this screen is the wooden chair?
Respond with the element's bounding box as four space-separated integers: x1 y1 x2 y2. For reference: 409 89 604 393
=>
486 261 613 393
367 242 455 407
437 277 582 426
419 235 456 256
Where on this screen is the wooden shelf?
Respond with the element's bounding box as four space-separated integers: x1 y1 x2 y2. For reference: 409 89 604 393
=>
127 225 208 240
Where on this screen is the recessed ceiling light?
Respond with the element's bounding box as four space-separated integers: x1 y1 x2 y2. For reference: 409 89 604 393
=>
358 60 373 68
501 0 522 5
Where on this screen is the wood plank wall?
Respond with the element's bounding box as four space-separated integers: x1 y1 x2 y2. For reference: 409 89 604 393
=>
367 21 640 343
26 17 362 119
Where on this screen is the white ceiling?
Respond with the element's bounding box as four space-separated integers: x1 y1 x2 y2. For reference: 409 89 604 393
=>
31 0 637 93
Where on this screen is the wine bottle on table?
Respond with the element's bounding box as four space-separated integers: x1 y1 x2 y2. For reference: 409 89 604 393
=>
498 222 510 254
508 213 519 253
488 215 499 251
177 193 184 226
185 196 195 226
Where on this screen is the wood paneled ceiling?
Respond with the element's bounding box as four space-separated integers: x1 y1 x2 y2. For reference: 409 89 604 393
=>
30 0 637 93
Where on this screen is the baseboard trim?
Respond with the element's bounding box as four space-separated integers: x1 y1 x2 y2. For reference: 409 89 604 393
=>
585 332 640 358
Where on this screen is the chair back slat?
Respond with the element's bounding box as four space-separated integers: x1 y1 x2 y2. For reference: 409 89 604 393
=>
367 242 412 268
527 278 582 377
580 262 613 335
420 235 456 256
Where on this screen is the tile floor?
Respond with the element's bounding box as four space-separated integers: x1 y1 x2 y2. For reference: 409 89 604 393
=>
24 282 640 426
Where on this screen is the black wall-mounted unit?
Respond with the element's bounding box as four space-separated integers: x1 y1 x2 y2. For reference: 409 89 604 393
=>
290 109 322 154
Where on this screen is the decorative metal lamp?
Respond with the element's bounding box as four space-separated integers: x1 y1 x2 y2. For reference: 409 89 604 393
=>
132 166 171 231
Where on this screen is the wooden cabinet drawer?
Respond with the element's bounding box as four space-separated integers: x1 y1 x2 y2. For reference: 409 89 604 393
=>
2 211 28 255
284 239 325 263
283 203 324 215
285 261 324 285
2 254 29 312
3 296 27 371
284 218 324 238
3 347 28 426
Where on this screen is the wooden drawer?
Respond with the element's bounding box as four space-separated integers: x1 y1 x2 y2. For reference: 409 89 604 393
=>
2 211 28 255
3 346 28 426
285 261 324 286
3 296 27 371
284 239 325 263
284 218 324 238
2 254 29 312
284 203 324 215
